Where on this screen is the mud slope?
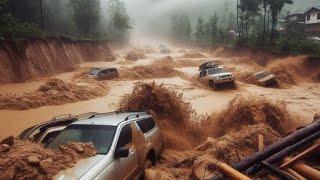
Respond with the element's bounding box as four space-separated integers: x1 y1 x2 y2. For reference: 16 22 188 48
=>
0 39 115 84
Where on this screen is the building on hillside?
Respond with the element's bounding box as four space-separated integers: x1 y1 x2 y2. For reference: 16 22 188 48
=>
304 6 320 35
284 13 305 24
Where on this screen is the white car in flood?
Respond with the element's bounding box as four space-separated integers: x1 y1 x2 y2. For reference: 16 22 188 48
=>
48 112 163 180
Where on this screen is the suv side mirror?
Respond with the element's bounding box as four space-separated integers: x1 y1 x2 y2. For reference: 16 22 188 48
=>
115 147 129 158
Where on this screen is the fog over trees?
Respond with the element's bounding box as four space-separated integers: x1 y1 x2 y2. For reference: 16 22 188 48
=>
0 0 319 44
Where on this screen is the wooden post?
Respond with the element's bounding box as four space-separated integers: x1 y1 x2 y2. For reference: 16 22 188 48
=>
217 162 251 180
258 134 265 151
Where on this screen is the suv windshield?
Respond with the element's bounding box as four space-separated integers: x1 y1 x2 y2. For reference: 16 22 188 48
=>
208 68 226 75
47 125 116 154
89 68 101 76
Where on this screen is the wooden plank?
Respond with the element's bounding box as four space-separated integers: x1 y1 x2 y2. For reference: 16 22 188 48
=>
280 141 320 169
285 168 307 180
291 161 320 179
217 162 251 180
211 120 320 180
236 120 320 171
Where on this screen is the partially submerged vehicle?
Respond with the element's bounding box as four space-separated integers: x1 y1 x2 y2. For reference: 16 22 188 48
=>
159 45 171 54
254 71 277 87
20 111 163 179
87 67 119 80
199 61 235 89
19 112 97 145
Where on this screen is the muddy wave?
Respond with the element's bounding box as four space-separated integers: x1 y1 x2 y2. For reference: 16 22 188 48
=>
120 65 181 80
118 82 204 150
118 83 297 151
204 95 297 136
0 78 108 110
125 49 146 61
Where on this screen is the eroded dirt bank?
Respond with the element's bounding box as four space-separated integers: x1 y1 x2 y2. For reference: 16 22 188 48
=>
0 38 115 84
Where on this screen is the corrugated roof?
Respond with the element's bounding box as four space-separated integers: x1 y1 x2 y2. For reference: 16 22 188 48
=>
305 6 320 14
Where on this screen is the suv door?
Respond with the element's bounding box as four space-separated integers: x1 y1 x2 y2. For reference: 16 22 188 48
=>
115 123 139 180
136 118 162 155
98 70 108 80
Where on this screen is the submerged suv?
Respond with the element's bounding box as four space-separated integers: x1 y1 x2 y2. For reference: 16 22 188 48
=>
19 112 97 145
254 71 277 87
199 61 235 89
87 67 119 80
46 112 163 180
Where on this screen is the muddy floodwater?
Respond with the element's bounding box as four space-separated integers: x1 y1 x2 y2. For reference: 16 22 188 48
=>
0 44 319 139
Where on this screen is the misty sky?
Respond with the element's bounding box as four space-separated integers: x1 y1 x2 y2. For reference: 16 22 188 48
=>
100 0 319 37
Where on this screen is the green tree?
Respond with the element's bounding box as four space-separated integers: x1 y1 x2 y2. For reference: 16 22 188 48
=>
170 14 192 42
69 0 101 35
267 0 293 43
195 17 204 42
108 0 131 40
206 13 219 44
238 0 261 36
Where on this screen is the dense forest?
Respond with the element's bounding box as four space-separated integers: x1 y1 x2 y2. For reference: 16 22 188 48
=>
0 0 319 55
0 0 131 41
167 0 319 55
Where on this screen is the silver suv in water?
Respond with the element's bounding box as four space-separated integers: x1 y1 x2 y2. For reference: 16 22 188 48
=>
47 112 163 180
199 61 235 89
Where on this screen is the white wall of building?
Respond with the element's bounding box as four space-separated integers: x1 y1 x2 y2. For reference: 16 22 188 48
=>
305 10 320 24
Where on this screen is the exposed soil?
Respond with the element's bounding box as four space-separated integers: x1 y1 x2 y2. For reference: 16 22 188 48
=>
0 39 115 84
0 78 108 110
0 138 96 180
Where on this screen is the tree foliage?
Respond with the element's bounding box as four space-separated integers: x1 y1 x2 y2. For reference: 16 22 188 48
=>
171 14 192 42
69 0 101 35
107 0 131 40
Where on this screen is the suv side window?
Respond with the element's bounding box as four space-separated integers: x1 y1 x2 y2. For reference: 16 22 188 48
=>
202 70 207 77
116 124 132 149
200 71 204 77
137 118 156 134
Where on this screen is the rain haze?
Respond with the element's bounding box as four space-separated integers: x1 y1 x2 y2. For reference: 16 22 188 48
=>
0 0 320 179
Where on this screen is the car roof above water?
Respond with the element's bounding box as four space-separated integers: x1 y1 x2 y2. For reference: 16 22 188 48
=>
72 112 150 126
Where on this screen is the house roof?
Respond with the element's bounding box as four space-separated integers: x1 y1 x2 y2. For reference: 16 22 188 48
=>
305 6 320 14
285 13 305 19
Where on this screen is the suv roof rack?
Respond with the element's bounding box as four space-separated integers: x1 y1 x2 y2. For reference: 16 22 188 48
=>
124 112 149 121
52 112 98 121
199 61 218 71
88 111 122 119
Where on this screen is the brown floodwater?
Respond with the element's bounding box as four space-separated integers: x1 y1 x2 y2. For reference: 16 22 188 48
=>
0 45 318 139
